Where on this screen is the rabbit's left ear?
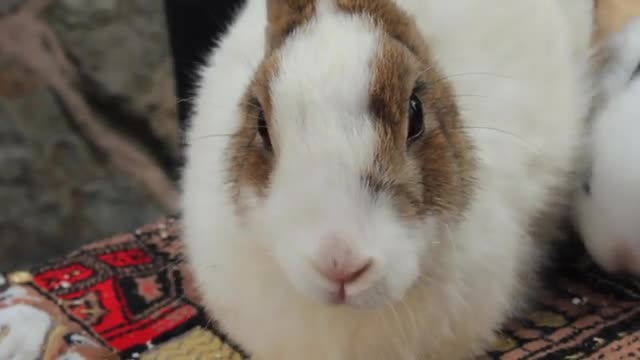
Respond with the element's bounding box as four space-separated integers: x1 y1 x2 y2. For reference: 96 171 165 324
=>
265 0 317 52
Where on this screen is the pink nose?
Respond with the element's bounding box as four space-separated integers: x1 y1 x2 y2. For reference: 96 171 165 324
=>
313 236 373 286
313 258 373 285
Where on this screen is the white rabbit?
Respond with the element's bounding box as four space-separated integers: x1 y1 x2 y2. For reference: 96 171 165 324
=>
181 0 594 359
573 17 640 276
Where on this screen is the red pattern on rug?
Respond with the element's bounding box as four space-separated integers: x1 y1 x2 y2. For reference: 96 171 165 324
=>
1 216 638 359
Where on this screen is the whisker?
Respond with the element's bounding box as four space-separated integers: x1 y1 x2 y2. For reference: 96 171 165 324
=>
188 122 269 141
385 302 410 354
431 72 513 85
190 133 235 141
418 95 541 153
416 266 448 295
443 223 460 280
458 126 541 155
398 297 419 340
451 93 518 104
177 96 197 104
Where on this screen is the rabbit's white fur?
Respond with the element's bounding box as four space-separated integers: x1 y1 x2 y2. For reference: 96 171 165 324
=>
182 0 594 358
574 18 640 276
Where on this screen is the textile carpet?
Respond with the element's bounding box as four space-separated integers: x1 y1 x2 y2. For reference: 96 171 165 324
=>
0 217 638 359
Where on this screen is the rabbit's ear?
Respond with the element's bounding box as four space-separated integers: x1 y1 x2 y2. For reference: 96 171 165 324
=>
266 0 316 52
334 0 426 57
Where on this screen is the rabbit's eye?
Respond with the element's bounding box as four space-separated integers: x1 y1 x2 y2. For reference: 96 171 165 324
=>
257 109 272 151
582 181 591 196
407 93 425 143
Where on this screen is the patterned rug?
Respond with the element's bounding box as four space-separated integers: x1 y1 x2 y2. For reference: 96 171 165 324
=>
1 217 638 360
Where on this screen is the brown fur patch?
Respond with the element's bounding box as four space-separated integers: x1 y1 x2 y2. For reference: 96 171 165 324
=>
227 0 316 209
358 4 476 222
266 0 316 52
335 0 429 57
227 55 281 206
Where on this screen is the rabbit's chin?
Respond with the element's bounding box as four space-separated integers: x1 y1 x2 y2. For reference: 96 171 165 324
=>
289 275 400 309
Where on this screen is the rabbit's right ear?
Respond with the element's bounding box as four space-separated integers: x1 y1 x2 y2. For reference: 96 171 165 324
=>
266 0 317 52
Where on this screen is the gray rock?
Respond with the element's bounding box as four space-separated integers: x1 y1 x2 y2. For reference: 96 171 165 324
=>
0 0 22 16
59 0 118 14
44 0 179 161
0 82 167 271
0 0 178 271
45 0 170 98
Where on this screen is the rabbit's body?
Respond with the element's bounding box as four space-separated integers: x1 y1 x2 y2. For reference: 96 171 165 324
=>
182 0 594 359
573 18 640 276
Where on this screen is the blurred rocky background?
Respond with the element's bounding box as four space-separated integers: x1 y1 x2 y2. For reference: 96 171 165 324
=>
0 0 180 271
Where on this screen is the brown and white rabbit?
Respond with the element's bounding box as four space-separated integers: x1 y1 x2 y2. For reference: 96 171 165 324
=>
573 17 640 276
181 0 594 359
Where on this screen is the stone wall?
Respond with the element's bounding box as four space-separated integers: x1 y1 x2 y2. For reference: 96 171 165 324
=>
0 0 179 271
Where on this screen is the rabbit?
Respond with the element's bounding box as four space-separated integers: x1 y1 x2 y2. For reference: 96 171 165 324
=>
181 0 595 359
573 17 640 276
